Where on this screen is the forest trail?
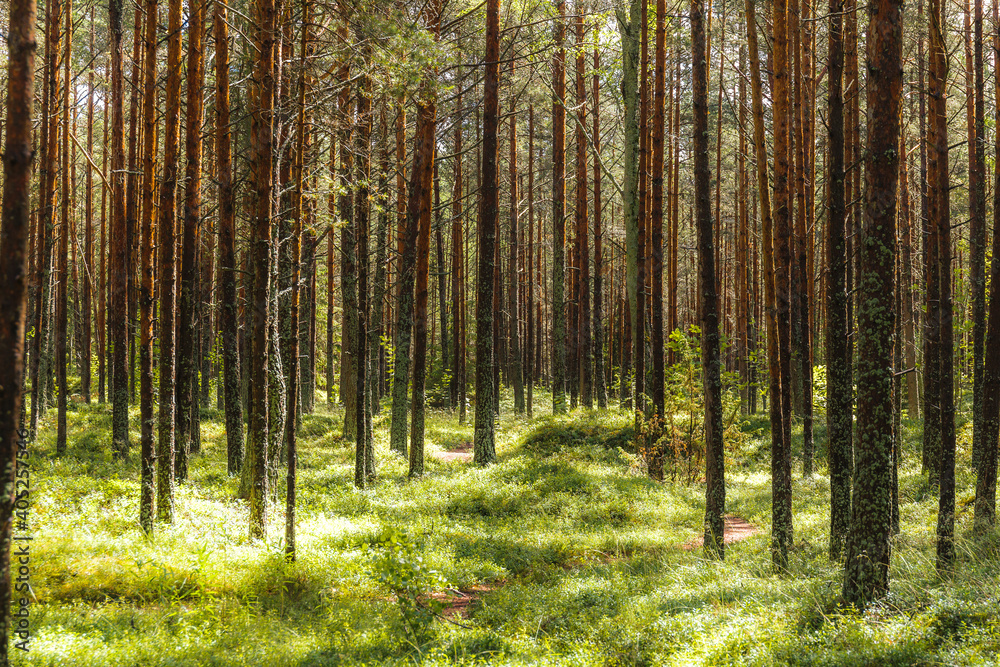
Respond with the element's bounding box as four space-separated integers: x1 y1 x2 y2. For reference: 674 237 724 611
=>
682 515 759 550
431 441 473 462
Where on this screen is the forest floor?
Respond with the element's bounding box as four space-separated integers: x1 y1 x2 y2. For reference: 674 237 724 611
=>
13 384 1000 666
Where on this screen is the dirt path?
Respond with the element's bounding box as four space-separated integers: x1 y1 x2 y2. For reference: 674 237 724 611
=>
682 515 759 550
431 441 473 463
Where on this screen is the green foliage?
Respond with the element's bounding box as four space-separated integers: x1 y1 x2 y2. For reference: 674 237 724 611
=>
16 383 1000 666
365 530 446 646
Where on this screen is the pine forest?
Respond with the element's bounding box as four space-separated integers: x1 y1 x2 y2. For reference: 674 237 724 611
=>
1 0 1000 662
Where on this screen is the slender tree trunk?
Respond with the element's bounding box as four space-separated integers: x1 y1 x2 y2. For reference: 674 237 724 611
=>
286 0 310 561
82 13 94 404
409 40 439 476
552 0 568 415
593 51 607 409
826 0 853 561
109 0 129 457
972 0 1000 530
0 3 37 660
451 59 465 414
139 0 158 534
177 0 205 483
842 0 902 604
55 0 72 455
475 0 501 463
215 0 242 475
969 0 987 469
929 0 955 570
650 0 666 418
157 0 183 523
511 58 525 413
693 0 725 559
248 0 276 539
745 0 788 569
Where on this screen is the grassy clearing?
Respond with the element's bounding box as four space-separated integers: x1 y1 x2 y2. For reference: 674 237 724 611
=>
13 388 1000 666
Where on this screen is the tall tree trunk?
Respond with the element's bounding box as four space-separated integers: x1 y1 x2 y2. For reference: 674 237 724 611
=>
248 0 276 539
551 0 568 414
286 0 310 561
511 58 525 413
215 0 242 475
139 0 158 534
0 2 37 660
55 0 72 454
82 13 94 404
972 0 1000 530
842 0 903 604
592 51 607 410
109 0 129 457
409 31 439 476
745 0 787 569
177 0 205 483
929 0 955 570
969 0 987 469
650 0 666 418
693 0 725 559
450 58 465 414
475 0 501 463
354 60 373 485
157 0 183 523
826 0 853 561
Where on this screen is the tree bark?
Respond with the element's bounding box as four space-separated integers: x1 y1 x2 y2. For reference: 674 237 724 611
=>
692 0 725 560
0 1 37 658
177 0 205 482
475 0 501 463
139 0 158 534
248 0 277 539
842 0 903 605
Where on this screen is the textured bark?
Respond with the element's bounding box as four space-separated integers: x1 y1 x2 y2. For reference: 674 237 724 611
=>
354 62 373 486
511 58 525 413
83 15 94 404
826 0 853 561
692 0 725 560
617 0 639 410
109 0 129 457
139 0 158 534
796 0 814 478
771 0 794 572
650 0 666 418
634 0 649 418
157 0 183 523
592 51 607 410
929 0 955 570
973 2 1000 531
842 0 903 605
32 0 60 439
450 65 465 414
177 0 206 483
409 31 438 476
215 0 243 475
475 0 501 463
573 15 590 410
745 0 786 568
551 0 567 414
337 17 356 442
286 0 309 561
248 0 276 539
0 0 37 658
55 0 72 455
969 0 987 470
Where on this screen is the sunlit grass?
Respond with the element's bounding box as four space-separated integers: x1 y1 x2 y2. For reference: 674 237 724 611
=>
12 385 1000 665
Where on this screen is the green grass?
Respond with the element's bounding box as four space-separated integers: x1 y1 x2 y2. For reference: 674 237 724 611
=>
13 387 1000 666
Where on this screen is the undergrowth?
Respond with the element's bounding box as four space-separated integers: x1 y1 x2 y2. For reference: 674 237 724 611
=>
11 385 1000 666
